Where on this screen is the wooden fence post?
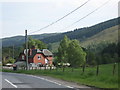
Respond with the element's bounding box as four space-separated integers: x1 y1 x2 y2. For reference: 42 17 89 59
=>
63 66 65 72
113 63 116 76
71 67 74 72
50 65 52 71
82 64 85 73
96 64 99 76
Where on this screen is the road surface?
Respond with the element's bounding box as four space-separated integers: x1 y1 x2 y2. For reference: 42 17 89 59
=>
1 72 76 89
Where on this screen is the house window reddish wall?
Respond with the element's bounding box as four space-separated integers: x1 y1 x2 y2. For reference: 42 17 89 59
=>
33 54 45 65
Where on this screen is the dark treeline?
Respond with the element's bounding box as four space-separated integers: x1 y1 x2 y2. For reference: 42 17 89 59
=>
41 17 119 44
86 42 120 66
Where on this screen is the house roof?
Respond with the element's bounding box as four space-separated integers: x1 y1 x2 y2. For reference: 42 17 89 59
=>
28 49 53 58
42 49 53 56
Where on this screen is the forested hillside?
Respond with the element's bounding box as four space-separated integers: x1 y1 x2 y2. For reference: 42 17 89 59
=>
2 33 59 47
41 17 119 44
2 17 119 47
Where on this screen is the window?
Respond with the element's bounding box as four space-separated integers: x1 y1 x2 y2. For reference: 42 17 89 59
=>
38 55 41 60
22 55 24 60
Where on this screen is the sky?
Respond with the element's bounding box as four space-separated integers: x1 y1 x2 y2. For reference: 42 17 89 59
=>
0 0 119 38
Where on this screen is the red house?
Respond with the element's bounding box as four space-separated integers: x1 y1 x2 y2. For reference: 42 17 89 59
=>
16 48 53 67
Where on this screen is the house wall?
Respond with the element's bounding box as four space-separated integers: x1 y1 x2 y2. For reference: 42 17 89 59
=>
46 56 53 65
28 58 33 63
33 53 45 65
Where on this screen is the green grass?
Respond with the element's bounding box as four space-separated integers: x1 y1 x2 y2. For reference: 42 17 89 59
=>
81 25 118 47
3 63 119 88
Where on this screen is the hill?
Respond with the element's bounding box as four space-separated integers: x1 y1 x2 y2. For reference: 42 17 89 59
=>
2 17 119 47
41 17 119 44
81 25 118 47
2 33 60 47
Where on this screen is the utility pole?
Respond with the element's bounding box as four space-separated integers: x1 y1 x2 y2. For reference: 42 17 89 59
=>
13 45 14 59
25 30 29 70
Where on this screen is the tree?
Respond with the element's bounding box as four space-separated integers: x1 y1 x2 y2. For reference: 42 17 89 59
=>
2 57 15 65
87 51 96 66
23 37 47 49
67 40 86 68
57 35 70 63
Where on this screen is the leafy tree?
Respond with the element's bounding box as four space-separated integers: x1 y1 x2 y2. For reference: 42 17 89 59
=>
57 35 70 63
87 51 96 66
24 37 47 49
67 40 86 68
2 57 15 65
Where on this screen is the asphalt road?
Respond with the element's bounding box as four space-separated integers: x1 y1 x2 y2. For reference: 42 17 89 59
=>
1 72 75 89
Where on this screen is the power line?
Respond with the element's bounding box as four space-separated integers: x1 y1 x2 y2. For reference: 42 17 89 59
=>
29 0 91 34
60 0 111 31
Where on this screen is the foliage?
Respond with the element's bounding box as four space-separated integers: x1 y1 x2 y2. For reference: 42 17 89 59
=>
41 17 119 44
57 35 70 63
3 57 15 65
67 40 86 67
23 36 47 49
2 17 119 47
86 51 96 66
2 46 23 65
57 36 86 68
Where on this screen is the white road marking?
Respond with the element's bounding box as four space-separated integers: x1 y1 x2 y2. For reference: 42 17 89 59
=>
66 85 74 88
4 79 17 88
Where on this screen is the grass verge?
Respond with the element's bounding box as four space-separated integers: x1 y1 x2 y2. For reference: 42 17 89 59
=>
2 63 119 88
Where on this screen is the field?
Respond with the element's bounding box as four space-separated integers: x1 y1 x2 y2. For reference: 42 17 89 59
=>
3 63 119 88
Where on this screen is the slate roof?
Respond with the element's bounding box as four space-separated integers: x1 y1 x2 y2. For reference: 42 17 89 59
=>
42 49 53 56
28 49 53 58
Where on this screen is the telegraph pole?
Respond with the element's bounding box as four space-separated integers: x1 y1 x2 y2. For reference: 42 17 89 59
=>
25 30 29 70
13 45 14 59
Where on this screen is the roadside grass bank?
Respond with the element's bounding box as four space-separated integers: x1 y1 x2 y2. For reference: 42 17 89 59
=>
3 63 119 88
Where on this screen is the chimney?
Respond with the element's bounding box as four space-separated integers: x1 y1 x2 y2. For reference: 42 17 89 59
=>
29 49 32 56
31 46 35 49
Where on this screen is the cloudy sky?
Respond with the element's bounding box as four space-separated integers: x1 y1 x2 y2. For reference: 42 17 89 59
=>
0 0 119 38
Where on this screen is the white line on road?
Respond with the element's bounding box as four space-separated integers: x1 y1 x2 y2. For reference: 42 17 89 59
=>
66 85 74 88
4 79 17 88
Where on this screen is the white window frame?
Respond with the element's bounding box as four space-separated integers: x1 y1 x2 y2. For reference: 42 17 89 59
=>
22 55 24 60
38 55 41 60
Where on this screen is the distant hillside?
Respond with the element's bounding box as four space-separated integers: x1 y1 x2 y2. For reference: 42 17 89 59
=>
2 17 119 47
41 17 119 44
48 25 118 52
2 33 59 47
80 25 118 47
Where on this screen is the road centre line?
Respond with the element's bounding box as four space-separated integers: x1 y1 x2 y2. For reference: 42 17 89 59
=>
4 79 17 88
